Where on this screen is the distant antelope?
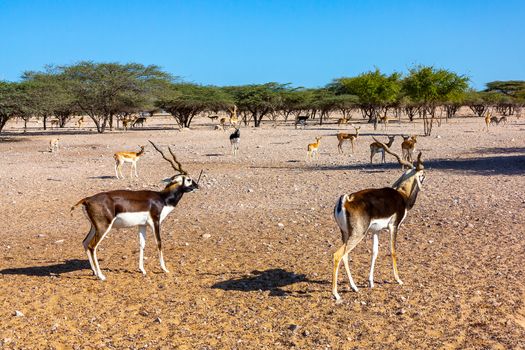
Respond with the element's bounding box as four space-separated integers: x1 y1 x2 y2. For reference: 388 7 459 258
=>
370 135 396 164
208 115 219 123
332 139 425 301
229 105 239 128
378 115 390 130
337 117 349 128
484 112 491 131
307 137 322 159
401 135 417 165
491 116 507 126
336 126 361 154
295 116 309 129
122 116 134 131
133 117 146 128
77 116 85 128
49 138 60 153
50 119 60 128
71 141 200 280
489 116 500 126
114 145 145 179
230 128 240 155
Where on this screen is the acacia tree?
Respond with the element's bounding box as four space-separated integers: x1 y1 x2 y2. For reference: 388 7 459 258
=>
223 83 284 127
402 66 468 136
156 83 233 128
57 62 170 133
330 69 401 129
0 82 28 134
22 71 78 129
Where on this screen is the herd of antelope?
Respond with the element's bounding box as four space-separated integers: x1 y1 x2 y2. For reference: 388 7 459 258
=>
44 108 515 301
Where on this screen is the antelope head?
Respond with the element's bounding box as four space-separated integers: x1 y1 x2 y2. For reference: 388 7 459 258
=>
372 137 426 201
148 141 199 193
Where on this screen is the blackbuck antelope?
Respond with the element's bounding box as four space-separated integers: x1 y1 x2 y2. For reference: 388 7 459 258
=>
50 119 60 128
491 116 507 126
71 141 200 280
370 135 395 164
336 126 361 154
229 128 240 155
49 138 60 153
133 117 147 128
332 139 425 301
307 137 322 159
401 135 417 165
295 116 309 129
114 145 145 179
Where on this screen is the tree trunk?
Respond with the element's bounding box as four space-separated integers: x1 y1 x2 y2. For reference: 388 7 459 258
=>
0 115 9 133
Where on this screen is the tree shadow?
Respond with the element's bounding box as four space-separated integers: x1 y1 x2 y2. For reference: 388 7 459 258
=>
211 268 324 296
311 154 525 176
0 259 90 277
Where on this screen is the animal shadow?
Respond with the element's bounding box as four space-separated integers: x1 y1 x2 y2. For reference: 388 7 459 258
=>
212 268 310 296
0 259 90 277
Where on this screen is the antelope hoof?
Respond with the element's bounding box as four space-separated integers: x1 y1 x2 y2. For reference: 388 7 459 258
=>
369 279 375 288
97 274 106 281
161 267 170 274
139 268 146 275
396 278 404 285
333 291 342 302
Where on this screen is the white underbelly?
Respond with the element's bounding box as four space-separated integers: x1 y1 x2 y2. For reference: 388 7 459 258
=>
113 212 150 228
160 206 174 223
369 215 395 232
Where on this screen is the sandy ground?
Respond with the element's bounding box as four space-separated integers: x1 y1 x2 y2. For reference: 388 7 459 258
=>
0 113 524 349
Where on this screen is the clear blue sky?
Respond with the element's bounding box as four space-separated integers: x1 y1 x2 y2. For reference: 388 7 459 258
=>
1 0 524 89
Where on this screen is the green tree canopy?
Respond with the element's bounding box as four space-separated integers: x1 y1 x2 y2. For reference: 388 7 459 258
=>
0 81 29 133
156 83 233 128
58 62 171 133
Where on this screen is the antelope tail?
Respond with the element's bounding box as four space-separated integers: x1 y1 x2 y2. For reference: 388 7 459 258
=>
71 198 87 215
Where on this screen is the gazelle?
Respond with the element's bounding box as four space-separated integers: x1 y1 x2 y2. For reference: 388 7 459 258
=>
337 116 349 128
77 116 85 128
370 135 395 164
336 126 361 154
307 137 322 159
378 115 390 130
484 112 491 132
332 139 425 301
401 135 417 165
229 105 239 128
49 138 60 153
229 128 240 155
114 145 145 179
50 119 60 128
71 141 200 280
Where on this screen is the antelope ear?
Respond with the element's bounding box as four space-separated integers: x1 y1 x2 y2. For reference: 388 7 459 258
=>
161 177 173 184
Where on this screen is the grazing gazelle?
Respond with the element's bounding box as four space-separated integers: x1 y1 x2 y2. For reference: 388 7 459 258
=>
229 128 240 155
307 137 322 159
370 135 395 164
71 141 200 280
336 126 361 154
114 145 145 179
332 139 425 301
